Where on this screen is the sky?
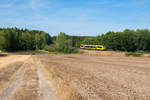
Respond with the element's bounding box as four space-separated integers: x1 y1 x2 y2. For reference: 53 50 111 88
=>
0 0 150 36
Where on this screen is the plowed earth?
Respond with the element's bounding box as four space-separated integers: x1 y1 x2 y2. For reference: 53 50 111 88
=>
0 54 150 100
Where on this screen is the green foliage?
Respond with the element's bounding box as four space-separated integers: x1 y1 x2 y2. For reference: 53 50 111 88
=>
71 48 79 53
1 27 150 53
95 29 150 52
0 28 52 52
68 36 92 48
0 32 5 50
137 30 150 51
82 37 97 45
125 52 143 57
56 32 77 53
44 45 56 52
77 29 150 52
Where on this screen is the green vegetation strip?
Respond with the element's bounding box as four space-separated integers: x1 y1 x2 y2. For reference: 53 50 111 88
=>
125 52 144 57
1 28 150 53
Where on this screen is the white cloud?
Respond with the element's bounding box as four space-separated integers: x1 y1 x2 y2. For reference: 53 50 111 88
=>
0 0 150 36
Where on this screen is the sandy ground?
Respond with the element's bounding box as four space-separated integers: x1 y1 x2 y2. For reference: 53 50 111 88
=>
0 54 150 100
0 55 30 69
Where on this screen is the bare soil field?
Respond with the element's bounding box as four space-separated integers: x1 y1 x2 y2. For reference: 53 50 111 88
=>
0 54 150 100
0 55 30 69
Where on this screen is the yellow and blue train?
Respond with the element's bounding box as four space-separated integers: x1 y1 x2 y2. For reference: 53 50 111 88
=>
80 44 106 51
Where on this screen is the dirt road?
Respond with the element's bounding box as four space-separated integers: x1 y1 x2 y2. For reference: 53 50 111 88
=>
0 54 150 100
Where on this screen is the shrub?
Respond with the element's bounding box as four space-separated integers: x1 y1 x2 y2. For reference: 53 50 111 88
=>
56 32 77 53
44 45 56 52
72 48 79 53
125 52 143 57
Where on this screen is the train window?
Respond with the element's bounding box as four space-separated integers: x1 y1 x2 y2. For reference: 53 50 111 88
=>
85 46 96 48
85 46 90 48
98 47 102 48
91 46 96 48
89 46 95 48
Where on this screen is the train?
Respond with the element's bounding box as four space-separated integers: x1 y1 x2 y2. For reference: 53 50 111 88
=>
80 44 106 51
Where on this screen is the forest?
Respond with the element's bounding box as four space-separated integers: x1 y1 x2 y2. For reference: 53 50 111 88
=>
0 28 52 52
82 29 150 52
0 28 150 53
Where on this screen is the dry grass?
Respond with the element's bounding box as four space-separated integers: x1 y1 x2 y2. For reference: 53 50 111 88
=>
80 49 125 56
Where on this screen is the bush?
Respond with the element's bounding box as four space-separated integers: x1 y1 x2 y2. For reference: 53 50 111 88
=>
43 45 56 52
72 48 79 53
125 52 143 57
56 32 78 53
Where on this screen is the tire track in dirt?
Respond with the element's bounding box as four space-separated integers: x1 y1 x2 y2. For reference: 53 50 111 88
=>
33 56 57 100
38 59 84 100
0 55 58 100
11 56 57 100
37 67 56 100
0 62 28 100
12 57 40 100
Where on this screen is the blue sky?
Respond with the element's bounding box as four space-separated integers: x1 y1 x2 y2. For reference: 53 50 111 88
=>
0 0 150 36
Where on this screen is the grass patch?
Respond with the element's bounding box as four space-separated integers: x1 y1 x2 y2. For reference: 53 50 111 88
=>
125 52 143 57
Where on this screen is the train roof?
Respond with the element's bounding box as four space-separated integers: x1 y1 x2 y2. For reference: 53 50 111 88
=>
81 44 104 46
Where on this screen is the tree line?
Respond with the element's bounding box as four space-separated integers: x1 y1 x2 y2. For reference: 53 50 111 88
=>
0 27 150 53
82 29 150 52
0 28 52 51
